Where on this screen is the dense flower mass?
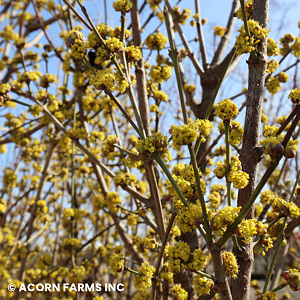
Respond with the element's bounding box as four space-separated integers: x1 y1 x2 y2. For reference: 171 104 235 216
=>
193 276 214 296
2 1 300 299
288 87 300 104
133 262 155 291
215 99 238 120
170 119 212 149
235 19 269 55
145 33 168 50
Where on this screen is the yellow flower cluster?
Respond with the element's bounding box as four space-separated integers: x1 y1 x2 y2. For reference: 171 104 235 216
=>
145 33 168 51
64 30 87 60
280 33 295 56
176 200 207 232
150 104 159 112
133 262 155 291
283 268 300 292
165 241 191 273
261 291 279 300
208 191 221 209
89 68 129 93
215 99 238 120
278 72 289 83
136 132 171 161
267 38 280 56
266 59 279 74
228 169 249 189
133 235 157 253
113 0 132 12
214 25 227 37
210 206 241 237
266 76 281 94
291 37 300 58
149 65 172 84
171 284 188 300
153 90 168 102
166 163 206 207
188 248 209 272
18 70 42 83
3 169 17 188
109 246 124 274
193 276 214 296
39 73 57 88
106 36 123 53
106 191 122 213
288 87 300 104
0 198 7 214
222 251 239 278
125 45 142 64
218 120 244 145
183 83 196 93
114 172 146 194
213 156 249 189
170 119 212 149
173 6 191 25
260 190 275 205
0 83 11 95
237 219 257 243
236 0 253 20
261 126 298 159
272 198 300 218
149 0 162 11
235 19 269 55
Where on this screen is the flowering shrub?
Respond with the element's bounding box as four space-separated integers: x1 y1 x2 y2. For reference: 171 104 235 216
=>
1 1 300 300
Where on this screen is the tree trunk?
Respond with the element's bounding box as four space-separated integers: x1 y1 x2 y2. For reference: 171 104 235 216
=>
231 1 269 299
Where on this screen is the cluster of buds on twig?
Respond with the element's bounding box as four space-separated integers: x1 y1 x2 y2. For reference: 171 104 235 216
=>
283 269 300 291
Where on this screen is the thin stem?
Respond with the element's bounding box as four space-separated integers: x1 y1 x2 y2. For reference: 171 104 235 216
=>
105 90 144 138
271 282 288 293
164 7 188 125
224 121 231 206
188 145 211 242
262 217 286 293
195 270 216 281
239 0 257 60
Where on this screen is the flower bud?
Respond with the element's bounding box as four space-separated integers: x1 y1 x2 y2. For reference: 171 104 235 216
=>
283 148 296 158
282 270 290 281
289 282 299 292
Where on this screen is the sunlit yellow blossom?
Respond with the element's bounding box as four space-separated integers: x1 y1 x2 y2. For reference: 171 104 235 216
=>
288 87 300 104
218 120 244 145
210 206 241 236
215 99 238 120
109 246 124 274
237 219 257 243
291 36 300 58
214 25 227 37
235 19 269 55
260 190 275 205
222 251 239 278
133 262 155 291
266 76 281 94
266 59 279 74
267 38 279 56
113 0 133 12
193 276 214 296
165 241 191 273
145 33 168 51
261 291 279 300
171 284 188 300
236 0 253 20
